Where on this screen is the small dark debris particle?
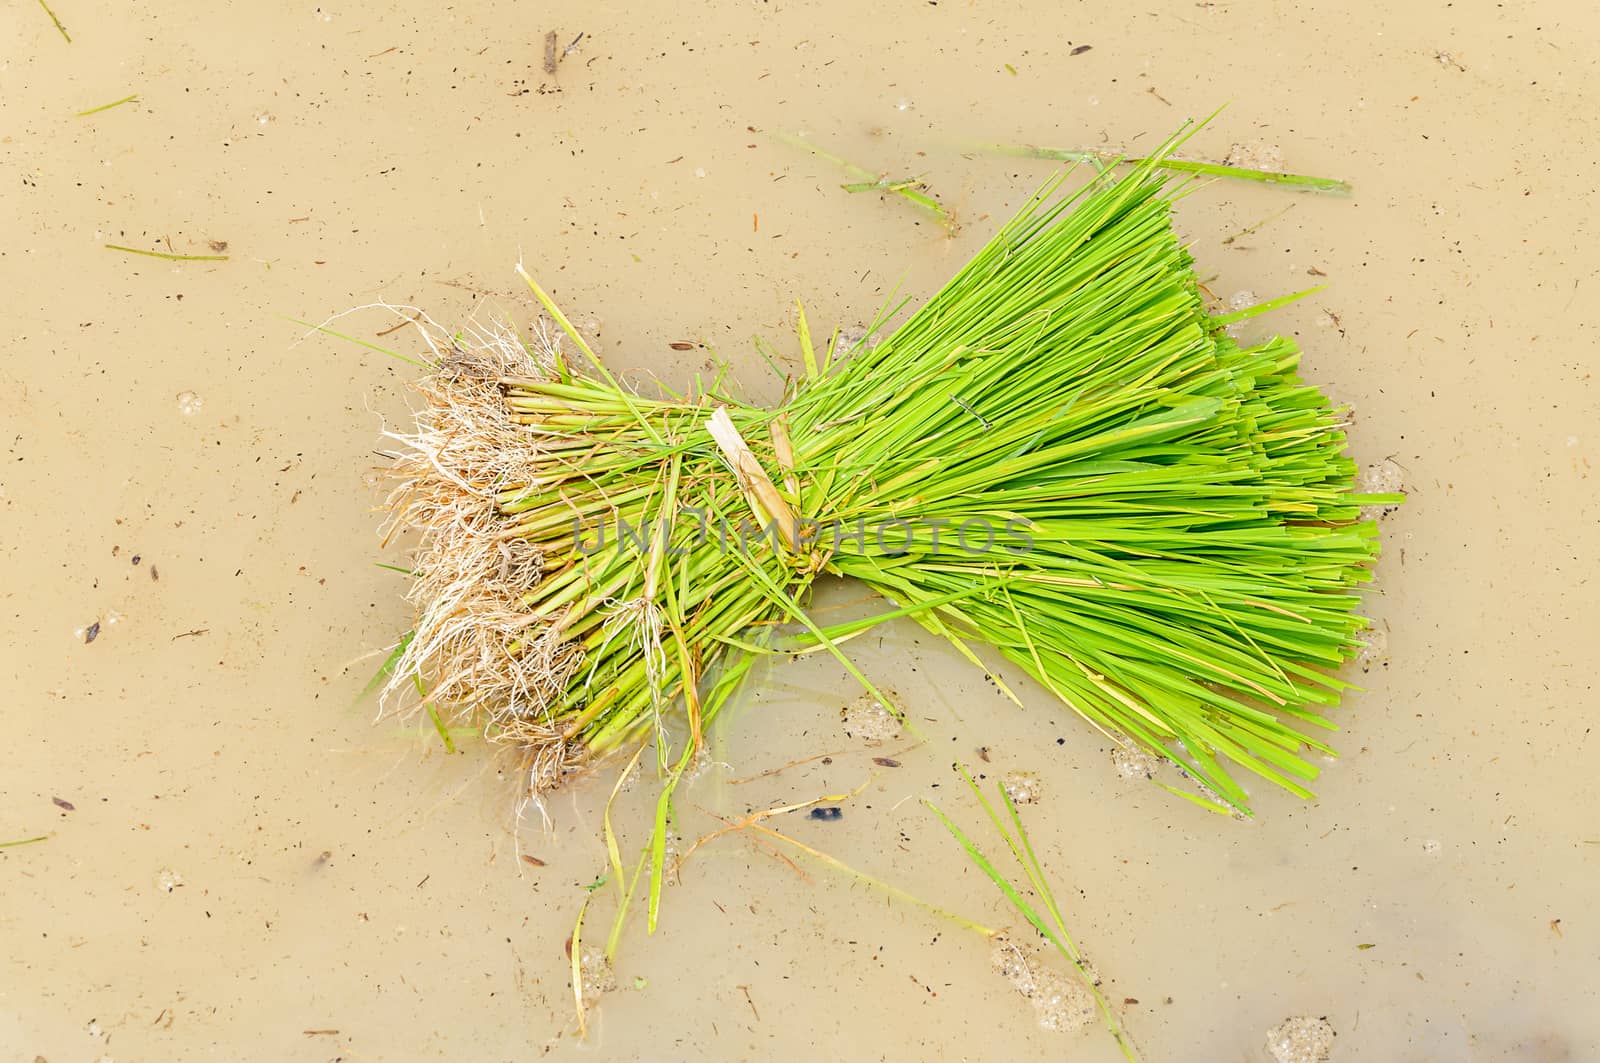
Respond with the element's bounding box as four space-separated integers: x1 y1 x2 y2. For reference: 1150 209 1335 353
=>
151 565 160 581
132 554 142 565
669 341 695 351
821 756 833 765
1056 737 1066 745
1124 997 1139 1005
872 757 901 768
809 806 843 821
53 796 76 811
84 621 101 644
1071 44 1093 55
521 853 547 867
208 240 229 254
978 746 991 763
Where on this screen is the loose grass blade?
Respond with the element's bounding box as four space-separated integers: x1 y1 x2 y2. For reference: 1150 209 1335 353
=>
1 835 50 848
988 143 1351 193
104 243 228 262
76 94 137 117
36 0 70 41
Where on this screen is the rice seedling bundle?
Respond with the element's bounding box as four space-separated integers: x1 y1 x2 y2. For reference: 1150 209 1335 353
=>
379 129 1391 817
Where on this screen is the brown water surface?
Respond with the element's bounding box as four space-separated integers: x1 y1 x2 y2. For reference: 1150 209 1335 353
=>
5 2 1597 1060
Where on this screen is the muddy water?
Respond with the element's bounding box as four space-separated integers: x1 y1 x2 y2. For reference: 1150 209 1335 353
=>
5 1 1597 1060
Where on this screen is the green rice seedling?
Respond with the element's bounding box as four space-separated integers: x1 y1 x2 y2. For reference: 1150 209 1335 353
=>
373 119 1396 842
928 765 1139 1059
773 130 958 230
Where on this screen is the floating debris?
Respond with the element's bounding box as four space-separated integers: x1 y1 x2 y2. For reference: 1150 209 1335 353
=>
1266 1015 1336 1063
833 324 879 352
1354 624 1389 672
578 944 616 997
1221 290 1259 338
1112 746 1161 780
1358 459 1405 520
840 691 902 741
1001 770 1043 805
1224 142 1285 173
991 934 1097 1033
542 30 559 76
78 611 121 645
155 868 184 893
